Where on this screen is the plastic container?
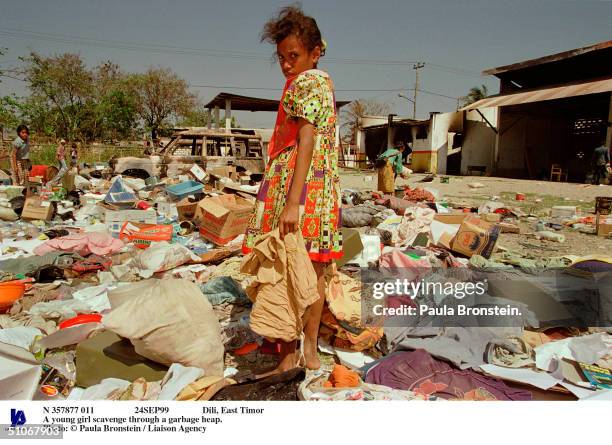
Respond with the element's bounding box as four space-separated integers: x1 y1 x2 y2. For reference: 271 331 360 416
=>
516 193 526 201
166 180 204 201
0 280 26 312
58 313 103 330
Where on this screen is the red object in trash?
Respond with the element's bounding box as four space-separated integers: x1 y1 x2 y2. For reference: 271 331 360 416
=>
260 339 282 355
233 342 259 356
29 165 48 179
136 201 152 210
59 313 102 330
516 193 526 201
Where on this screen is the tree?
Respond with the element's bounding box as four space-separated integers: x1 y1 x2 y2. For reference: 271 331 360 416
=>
91 62 137 141
0 95 23 132
340 99 390 144
23 52 94 140
129 67 195 140
460 84 489 107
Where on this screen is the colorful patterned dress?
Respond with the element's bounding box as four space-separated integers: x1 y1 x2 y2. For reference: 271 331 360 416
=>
242 69 343 263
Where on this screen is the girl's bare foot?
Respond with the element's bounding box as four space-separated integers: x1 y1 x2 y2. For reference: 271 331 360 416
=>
254 340 298 378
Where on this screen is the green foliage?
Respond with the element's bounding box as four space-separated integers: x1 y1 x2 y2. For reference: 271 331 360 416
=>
0 95 25 130
128 67 196 139
460 85 489 107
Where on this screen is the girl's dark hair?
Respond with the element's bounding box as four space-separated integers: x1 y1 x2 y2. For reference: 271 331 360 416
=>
261 4 325 55
71 143 77 148
16 124 29 135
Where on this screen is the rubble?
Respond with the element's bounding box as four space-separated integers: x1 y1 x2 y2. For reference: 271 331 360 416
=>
0 163 610 403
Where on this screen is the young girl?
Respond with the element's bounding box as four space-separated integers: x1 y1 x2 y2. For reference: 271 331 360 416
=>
242 5 342 374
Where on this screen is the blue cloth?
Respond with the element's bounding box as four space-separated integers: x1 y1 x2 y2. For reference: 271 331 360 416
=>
199 276 250 306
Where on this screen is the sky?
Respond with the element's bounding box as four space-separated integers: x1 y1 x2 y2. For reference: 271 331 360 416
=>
0 0 611 128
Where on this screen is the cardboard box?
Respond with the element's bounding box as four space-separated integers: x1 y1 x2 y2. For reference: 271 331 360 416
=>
105 209 157 238
194 194 254 245
207 166 239 182
21 197 54 221
481 213 502 223
335 228 364 267
596 215 612 237
451 215 500 259
75 331 168 388
176 197 200 221
596 197 612 216
0 342 42 400
434 213 469 225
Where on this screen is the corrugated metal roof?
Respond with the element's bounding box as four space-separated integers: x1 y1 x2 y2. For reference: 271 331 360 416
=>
462 77 612 110
483 40 612 76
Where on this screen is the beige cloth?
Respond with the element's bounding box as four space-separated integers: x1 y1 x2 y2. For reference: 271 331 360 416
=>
240 229 319 342
377 160 395 194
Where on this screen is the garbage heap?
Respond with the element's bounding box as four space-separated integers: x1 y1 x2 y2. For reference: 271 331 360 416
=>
0 165 610 401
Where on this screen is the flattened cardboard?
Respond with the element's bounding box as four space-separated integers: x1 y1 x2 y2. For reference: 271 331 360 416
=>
75 331 167 388
0 342 42 400
434 213 468 225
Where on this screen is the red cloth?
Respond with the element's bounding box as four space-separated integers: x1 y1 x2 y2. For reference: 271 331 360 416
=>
267 76 299 161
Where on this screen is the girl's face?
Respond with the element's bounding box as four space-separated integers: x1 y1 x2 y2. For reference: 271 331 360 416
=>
19 129 29 140
276 34 321 79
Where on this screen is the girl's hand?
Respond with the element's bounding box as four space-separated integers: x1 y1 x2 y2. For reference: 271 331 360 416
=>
279 202 300 239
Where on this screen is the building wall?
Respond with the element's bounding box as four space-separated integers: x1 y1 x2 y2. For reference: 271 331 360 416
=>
409 124 434 172
459 108 498 174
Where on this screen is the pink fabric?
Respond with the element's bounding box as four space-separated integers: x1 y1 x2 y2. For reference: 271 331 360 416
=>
34 232 124 257
379 249 431 282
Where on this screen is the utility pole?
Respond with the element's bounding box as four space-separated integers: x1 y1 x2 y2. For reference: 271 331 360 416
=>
412 62 425 119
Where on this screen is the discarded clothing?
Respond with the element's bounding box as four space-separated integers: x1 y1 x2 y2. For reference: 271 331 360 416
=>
323 364 360 388
365 349 532 400
342 203 388 228
485 337 535 368
129 242 199 279
0 252 76 276
320 305 383 352
240 229 319 342
386 326 524 370
199 276 250 306
33 232 124 257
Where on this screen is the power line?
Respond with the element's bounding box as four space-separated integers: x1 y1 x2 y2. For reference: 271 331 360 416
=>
0 27 479 74
189 83 406 92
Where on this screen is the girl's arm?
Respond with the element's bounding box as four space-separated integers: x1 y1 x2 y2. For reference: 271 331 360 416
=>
279 118 315 238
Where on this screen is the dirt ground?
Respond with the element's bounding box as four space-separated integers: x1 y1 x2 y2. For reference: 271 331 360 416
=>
340 169 612 257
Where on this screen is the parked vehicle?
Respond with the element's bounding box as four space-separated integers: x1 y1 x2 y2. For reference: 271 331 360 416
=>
110 129 265 179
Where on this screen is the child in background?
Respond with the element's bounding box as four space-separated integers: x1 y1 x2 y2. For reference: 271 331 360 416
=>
70 142 78 170
242 5 342 375
47 139 68 186
11 124 30 186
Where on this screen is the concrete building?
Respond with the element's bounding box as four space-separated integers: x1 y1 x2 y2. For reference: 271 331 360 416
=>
356 109 498 175
464 40 612 182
